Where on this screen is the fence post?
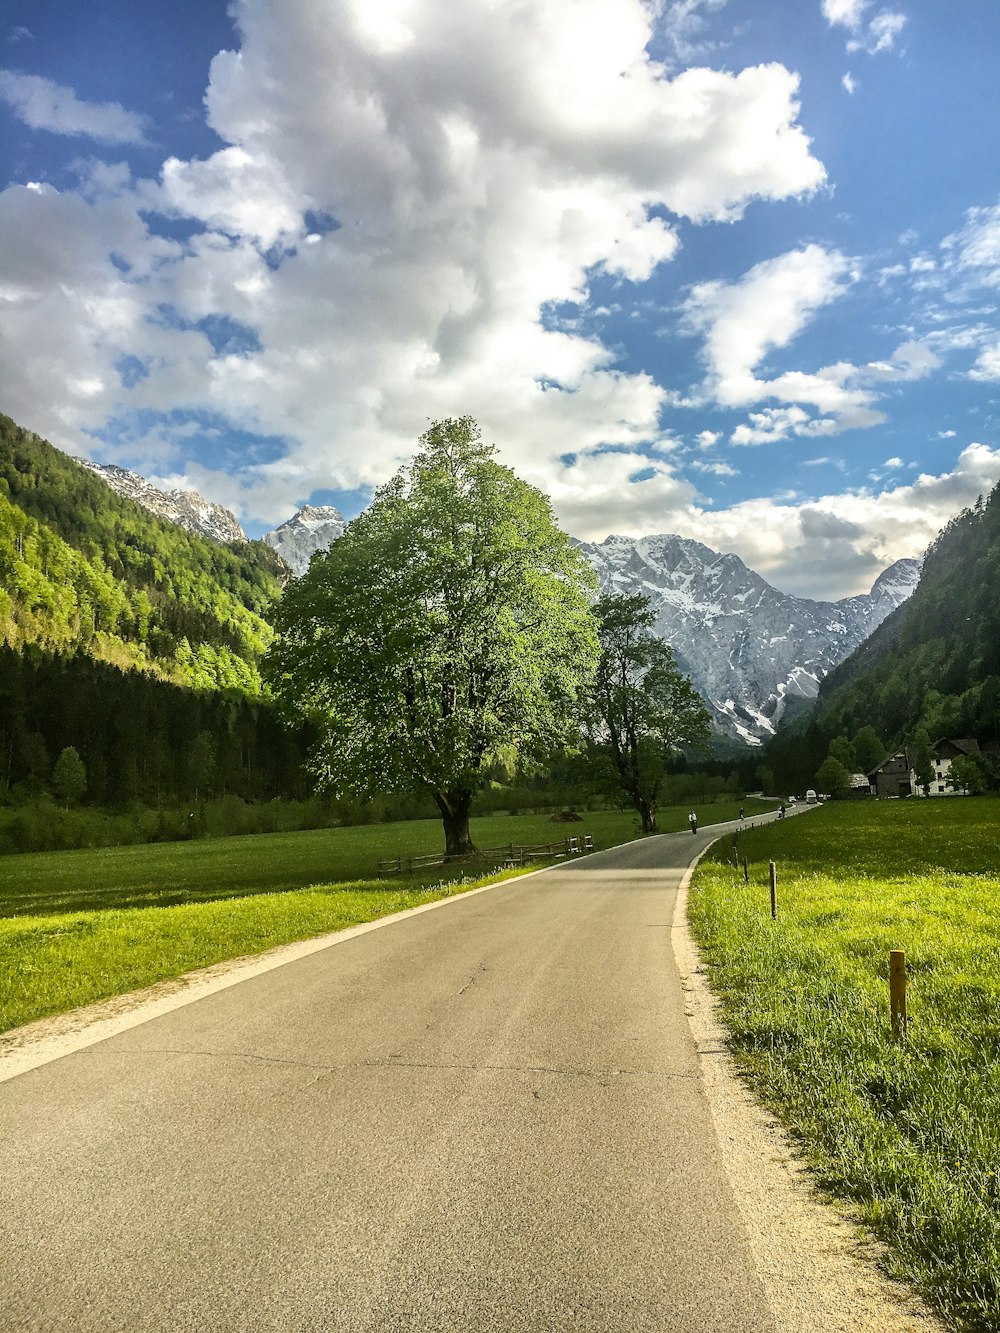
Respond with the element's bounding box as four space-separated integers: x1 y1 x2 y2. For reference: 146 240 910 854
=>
743 856 749 884
890 950 907 1042
769 861 777 920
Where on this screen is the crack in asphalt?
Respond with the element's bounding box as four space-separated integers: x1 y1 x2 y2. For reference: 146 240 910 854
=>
92 1046 700 1081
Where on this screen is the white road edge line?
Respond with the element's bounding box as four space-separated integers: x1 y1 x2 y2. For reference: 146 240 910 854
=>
0 860 564 1084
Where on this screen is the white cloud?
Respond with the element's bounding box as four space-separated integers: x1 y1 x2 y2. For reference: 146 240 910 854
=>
969 341 1000 382
842 72 857 94
674 443 1000 597
0 69 149 144
658 0 730 65
690 458 738 476
682 248 940 442
683 244 854 405
863 11 906 53
696 429 720 448
943 203 1000 286
821 1 907 55
0 0 827 522
822 0 868 25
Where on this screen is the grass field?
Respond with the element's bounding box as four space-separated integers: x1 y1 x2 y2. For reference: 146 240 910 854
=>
0 797 770 1038
689 797 1000 1331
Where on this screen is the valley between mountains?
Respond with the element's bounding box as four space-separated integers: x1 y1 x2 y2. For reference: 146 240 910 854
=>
87 459 920 746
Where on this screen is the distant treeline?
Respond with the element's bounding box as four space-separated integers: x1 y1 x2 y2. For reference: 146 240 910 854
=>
0 645 308 809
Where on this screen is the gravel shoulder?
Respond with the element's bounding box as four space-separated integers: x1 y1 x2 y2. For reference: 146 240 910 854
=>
672 843 943 1331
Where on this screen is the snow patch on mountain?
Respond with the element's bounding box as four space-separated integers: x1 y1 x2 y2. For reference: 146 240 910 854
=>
262 505 346 575
577 533 921 745
83 461 246 545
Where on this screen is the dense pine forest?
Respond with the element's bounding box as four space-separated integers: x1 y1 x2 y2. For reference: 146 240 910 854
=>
766 480 1000 791
0 414 322 843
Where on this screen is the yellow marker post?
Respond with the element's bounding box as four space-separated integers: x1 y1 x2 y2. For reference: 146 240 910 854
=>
890 949 907 1042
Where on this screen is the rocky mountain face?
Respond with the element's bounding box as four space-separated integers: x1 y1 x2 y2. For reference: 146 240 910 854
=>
262 504 346 575
577 534 921 745
79 453 922 747
83 461 247 545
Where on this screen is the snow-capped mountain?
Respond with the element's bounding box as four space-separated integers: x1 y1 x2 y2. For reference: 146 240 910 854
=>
78 450 921 746
577 533 921 745
83 461 246 545
262 505 346 575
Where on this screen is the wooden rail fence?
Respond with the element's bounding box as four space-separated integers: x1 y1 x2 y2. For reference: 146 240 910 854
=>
378 834 594 874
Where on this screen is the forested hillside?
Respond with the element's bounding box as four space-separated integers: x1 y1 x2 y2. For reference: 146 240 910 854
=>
0 413 287 691
0 413 312 820
767 482 1000 789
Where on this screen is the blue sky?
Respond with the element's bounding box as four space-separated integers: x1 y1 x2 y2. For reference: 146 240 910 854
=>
1 0 999 596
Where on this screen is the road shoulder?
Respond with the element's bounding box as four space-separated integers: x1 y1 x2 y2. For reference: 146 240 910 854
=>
672 846 942 1332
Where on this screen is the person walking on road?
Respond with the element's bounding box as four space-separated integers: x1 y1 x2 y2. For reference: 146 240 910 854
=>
779 804 786 819
739 806 744 820
689 811 698 835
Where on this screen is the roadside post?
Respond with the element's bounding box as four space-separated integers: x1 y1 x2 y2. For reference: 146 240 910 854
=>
890 949 908 1042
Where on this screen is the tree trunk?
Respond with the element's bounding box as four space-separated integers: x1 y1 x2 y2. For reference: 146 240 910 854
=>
434 789 476 858
636 796 657 834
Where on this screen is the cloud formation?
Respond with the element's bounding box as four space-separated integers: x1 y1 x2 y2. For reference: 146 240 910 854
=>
684 443 1000 597
821 0 907 54
0 69 149 143
680 246 939 443
0 0 827 522
0 0 995 602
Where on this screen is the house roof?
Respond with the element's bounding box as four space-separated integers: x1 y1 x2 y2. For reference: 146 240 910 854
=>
933 737 980 756
868 751 910 778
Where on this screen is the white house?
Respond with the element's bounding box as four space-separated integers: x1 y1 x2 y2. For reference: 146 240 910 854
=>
869 738 981 798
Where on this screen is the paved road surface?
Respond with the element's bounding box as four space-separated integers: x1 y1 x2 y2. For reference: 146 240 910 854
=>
2 819 785 1331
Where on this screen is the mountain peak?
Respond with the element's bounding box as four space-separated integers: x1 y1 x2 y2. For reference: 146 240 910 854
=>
83 460 246 544
577 532 920 745
262 504 347 575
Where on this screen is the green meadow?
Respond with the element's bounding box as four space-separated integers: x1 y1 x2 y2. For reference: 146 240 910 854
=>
689 797 1000 1331
0 798 769 1037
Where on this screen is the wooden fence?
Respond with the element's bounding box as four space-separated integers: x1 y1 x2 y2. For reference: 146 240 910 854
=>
377 834 593 875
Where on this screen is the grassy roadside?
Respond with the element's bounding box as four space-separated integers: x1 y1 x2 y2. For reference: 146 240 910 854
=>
1 798 770 1037
0 871 530 1037
688 798 1000 1331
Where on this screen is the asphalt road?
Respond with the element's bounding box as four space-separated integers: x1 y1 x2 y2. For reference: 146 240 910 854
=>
1 819 783 1332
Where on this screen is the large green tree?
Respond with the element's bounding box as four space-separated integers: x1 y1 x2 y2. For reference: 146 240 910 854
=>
587 593 711 833
265 418 599 856
815 755 851 796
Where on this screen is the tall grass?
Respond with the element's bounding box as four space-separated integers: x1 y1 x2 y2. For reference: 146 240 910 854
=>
689 798 1000 1331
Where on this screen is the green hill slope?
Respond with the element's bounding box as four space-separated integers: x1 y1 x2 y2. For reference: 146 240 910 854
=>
0 412 310 814
767 483 1000 788
0 413 286 691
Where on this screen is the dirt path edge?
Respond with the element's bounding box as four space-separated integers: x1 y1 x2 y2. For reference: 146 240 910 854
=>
672 844 941 1332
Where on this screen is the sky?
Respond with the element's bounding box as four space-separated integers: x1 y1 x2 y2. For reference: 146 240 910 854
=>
1 0 999 599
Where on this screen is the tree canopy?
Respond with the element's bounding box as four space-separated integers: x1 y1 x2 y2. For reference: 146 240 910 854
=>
587 592 711 833
265 417 600 855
